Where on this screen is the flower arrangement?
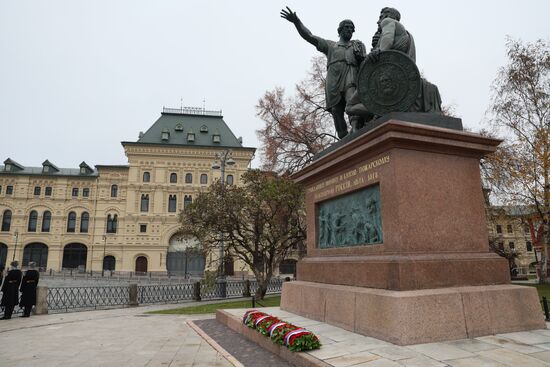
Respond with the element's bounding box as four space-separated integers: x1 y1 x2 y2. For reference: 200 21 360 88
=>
242 310 321 352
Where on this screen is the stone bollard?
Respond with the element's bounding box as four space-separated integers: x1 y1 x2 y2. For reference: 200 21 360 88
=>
34 286 48 315
193 281 201 301
243 279 251 297
129 284 139 307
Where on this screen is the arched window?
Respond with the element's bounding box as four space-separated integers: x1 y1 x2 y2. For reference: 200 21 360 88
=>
184 195 193 209
200 174 208 185
106 214 118 233
103 255 116 271
185 173 193 184
62 243 87 269
42 211 51 232
143 172 150 182
226 175 234 186
168 195 177 212
0 243 7 268
140 194 149 212
80 212 89 233
23 243 48 268
2 210 12 232
67 212 77 232
135 256 148 273
28 210 38 232
170 173 177 183
111 184 118 198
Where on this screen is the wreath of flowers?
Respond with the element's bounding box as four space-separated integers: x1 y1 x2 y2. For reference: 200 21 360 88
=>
242 310 321 352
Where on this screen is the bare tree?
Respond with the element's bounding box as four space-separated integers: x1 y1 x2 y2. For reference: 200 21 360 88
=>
256 57 337 174
483 38 550 282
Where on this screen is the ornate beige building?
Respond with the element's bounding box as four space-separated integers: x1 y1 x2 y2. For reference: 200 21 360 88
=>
0 107 255 274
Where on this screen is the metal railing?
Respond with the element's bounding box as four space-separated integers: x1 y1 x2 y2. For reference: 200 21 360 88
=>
47 286 130 313
40 277 285 313
138 283 195 304
162 106 222 116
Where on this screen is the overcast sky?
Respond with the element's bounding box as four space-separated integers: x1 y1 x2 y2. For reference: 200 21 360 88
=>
1 0 549 169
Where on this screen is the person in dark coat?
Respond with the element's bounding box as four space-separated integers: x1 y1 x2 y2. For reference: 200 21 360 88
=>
1 261 22 319
19 261 39 317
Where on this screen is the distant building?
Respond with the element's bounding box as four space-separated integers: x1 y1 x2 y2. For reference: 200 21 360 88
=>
0 107 255 275
486 205 537 274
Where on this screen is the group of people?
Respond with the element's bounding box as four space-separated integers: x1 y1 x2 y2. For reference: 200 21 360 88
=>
0 261 40 319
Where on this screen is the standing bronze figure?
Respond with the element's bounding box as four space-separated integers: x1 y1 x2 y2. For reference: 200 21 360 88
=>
281 7 366 138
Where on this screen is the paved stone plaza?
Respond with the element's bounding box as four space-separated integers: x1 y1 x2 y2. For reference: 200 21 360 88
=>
224 307 550 367
2 303 550 366
0 304 231 367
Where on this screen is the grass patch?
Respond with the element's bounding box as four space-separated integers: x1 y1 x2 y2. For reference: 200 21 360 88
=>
148 295 281 315
524 283 550 300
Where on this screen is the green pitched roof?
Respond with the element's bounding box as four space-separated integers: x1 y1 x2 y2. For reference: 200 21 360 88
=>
125 109 251 149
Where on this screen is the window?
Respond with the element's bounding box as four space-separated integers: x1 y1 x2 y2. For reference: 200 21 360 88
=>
0 186 2 194
168 195 177 212
170 173 177 183
226 175 234 186
140 224 147 233
80 212 89 233
185 173 193 184
184 195 192 209
28 211 38 232
200 174 208 185
111 184 118 198
67 212 76 233
509 242 515 250
527 241 533 252
72 188 79 197
6 186 13 195
140 194 149 212
82 188 90 197
143 172 150 182
496 225 502 234
498 242 504 250
106 214 118 233
1 210 12 231
45 187 52 196
187 132 195 142
42 211 51 232
34 186 41 196
507 224 513 234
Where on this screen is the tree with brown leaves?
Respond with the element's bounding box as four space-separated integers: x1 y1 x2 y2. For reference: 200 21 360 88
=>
256 57 337 175
179 170 306 299
483 38 550 282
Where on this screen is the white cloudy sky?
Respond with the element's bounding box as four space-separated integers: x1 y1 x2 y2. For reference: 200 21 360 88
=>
1 0 548 169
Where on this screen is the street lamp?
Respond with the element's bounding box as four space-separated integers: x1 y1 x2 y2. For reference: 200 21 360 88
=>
12 230 19 261
212 149 235 297
102 235 107 277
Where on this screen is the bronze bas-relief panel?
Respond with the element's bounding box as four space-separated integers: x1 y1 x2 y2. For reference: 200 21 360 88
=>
306 154 391 253
317 185 382 248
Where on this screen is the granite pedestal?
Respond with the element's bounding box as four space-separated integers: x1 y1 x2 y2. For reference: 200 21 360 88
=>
281 116 545 345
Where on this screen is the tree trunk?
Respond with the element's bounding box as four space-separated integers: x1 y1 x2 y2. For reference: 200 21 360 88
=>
542 218 550 284
255 278 269 300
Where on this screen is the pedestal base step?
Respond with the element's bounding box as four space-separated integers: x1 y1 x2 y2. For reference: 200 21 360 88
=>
281 281 546 345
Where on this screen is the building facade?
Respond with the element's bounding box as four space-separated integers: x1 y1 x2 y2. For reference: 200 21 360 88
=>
486 205 537 274
0 107 255 275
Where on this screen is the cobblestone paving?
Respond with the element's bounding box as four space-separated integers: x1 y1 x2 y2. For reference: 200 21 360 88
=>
195 318 293 367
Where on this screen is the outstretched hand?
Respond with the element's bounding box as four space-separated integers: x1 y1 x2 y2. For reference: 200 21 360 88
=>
280 6 299 23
